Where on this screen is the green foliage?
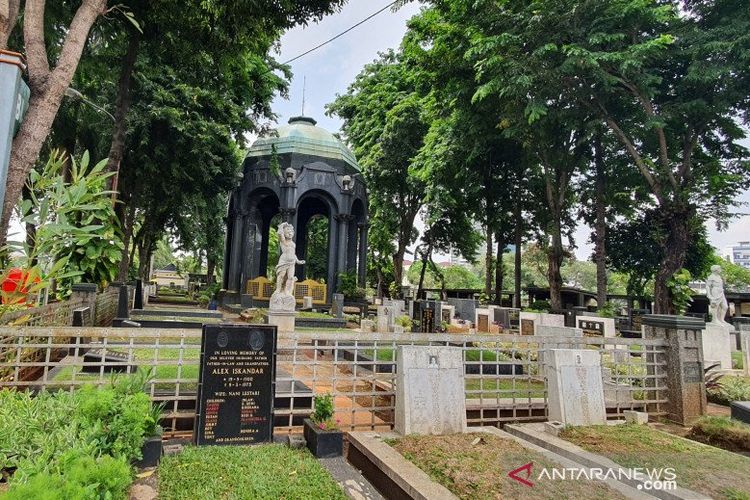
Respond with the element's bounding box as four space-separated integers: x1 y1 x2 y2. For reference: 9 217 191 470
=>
667 269 693 315
4 454 132 500
527 300 552 312
407 263 482 290
0 374 159 495
10 150 123 296
395 315 413 329
311 393 337 430
337 271 366 301
305 216 329 281
708 377 750 406
597 302 617 318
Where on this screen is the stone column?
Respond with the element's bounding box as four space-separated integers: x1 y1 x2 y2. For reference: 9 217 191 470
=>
642 314 706 426
335 214 351 277
357 222 368 287
227 213 244 292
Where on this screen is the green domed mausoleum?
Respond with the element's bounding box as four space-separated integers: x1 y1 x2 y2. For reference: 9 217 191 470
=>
222 116 368 304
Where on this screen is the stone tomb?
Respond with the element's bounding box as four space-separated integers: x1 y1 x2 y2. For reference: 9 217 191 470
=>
536 325 583 366
576 315 616 338
475 308 491 333
377 306 392 333
519 312 565 336
419 301 437 333
440 304 455 326
447 298 477 323
395 345 466 435
195 324 277 445
494 307 520 332
545 349 606 426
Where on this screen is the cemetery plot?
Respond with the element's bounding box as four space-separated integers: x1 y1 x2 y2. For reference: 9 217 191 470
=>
387 433 622 499
560 424 750 499
158 444 346 499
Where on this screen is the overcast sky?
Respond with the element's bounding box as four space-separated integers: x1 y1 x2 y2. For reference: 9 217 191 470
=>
269 1 750 262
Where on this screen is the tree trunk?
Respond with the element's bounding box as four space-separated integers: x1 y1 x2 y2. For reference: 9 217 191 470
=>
392 241 407 297
514 202 522 308
653 210 691 314
207 257 216 285
21 182 36 265
494 234 504 305
547 222 564 311
484 226 493 299
116 201 136 281
593 135 607 308
0 0 108 246
416 244 432 301
0 0 20 49
106 32 140 193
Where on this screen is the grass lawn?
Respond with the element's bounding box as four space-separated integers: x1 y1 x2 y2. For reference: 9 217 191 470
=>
52 346 201 390
129 314 222 323
158 444 346 499
389 433 620 499
465 378 546 399
561 424 750 499
733 351 743 370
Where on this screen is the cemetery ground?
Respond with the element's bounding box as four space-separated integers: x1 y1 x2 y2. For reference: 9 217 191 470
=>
559 423 750 499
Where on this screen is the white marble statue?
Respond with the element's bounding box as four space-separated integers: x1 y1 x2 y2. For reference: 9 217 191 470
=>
707 265 729 325
270 222 304 311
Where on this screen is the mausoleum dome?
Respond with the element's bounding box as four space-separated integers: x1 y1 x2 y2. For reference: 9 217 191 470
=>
247 116 359 171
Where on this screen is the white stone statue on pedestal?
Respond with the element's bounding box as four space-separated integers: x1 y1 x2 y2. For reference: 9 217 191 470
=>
707 265 729 325
270 222 305 312
704 264 733 370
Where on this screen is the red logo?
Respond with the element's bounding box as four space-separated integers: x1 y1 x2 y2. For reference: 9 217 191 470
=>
508 462 534 487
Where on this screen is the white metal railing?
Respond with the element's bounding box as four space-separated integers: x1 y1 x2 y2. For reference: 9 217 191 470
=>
0 327 670 436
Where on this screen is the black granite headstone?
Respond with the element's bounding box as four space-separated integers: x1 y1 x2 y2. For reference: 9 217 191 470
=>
420 301 436 333
134 279 144 310
117 284 129 319
577 318 604 337
195 324 277 446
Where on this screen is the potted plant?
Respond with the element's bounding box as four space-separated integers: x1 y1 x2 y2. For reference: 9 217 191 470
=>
136 403 164 468
303 393 343 458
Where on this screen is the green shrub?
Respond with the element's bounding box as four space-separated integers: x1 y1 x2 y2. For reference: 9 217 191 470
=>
527 300 551 312
708 376 750 406
311 393 337 430
4 454 131 500
0 374 157 495
395 315 413 329
337 271 366 301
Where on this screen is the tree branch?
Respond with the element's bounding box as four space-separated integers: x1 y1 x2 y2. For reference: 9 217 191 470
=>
23 0 50 89
0 0 20 49
50 0 108 89
603 114 665 204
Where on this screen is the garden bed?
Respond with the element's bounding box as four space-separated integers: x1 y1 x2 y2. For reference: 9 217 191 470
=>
385 432 621 499
560 424 750 499
158 444 346 499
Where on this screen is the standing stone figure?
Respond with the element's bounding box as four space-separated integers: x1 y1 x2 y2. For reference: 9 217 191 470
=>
270 222 304 310
706 265 729 325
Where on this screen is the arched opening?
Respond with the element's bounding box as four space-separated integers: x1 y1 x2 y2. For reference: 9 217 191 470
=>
296 193 336 285
304 215 329 281
248 190 279 278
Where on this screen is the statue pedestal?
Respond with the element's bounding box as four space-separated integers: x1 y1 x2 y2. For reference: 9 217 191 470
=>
267 310 296 335
268 291 296 334
704 323 733 370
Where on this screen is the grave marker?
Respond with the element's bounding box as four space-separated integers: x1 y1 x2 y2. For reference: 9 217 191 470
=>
195 324 277 446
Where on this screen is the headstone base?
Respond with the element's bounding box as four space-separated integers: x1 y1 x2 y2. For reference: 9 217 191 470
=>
267 310 296 334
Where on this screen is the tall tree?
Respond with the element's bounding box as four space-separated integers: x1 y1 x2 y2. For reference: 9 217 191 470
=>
328 51 430 294
1 0 110 246
465 0 750 312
